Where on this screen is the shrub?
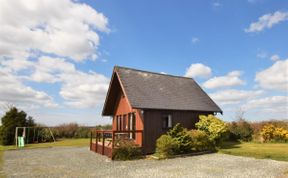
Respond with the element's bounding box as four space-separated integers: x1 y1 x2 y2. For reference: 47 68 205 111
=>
112 139 142 160
196 115 228 146
189 130 215 152
251 120 288 142
155 135 178 158
261 124 288 142
167 123 192 154
38 128 54 142
228 119 253 141
260 124 275 142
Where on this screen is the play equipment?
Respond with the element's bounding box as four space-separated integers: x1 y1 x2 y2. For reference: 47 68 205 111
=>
15 127 56 148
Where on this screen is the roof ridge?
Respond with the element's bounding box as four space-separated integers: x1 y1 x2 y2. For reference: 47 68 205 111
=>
114 65 196 81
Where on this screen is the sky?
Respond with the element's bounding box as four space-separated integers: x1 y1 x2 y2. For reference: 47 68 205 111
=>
0 0 287 126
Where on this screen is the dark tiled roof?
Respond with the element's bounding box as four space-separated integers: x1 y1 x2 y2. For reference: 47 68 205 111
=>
114 66 222 113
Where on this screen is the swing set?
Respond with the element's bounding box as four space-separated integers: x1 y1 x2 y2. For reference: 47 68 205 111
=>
15 127 56 148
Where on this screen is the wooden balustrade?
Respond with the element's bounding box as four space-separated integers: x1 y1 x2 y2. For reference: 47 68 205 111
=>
90 130 143 158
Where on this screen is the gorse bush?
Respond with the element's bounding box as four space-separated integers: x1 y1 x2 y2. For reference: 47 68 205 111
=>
112 139 142 160
189 129 214 152
196 115 228 146
260 124 288 142
228 119 253 141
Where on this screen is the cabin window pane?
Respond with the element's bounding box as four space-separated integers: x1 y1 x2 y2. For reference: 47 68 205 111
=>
168 115 172 128
162 114 172 129
123 114 127 130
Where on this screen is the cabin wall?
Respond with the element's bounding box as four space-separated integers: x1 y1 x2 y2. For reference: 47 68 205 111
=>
143 109 213 154
112 92 143 145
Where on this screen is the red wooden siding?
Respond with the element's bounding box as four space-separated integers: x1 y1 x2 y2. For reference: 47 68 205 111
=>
112 91 144 146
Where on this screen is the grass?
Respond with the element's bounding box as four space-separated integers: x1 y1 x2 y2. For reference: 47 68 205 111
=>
219 141 288 162
0 138 90 177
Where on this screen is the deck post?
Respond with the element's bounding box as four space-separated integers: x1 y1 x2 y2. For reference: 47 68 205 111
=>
112 131 115 150
95 131 98 152
90 131 92 150
102 131 105 155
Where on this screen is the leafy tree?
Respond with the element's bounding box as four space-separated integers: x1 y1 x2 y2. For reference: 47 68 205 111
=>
228 119 253 141
196 115 228 145
0 107 35 145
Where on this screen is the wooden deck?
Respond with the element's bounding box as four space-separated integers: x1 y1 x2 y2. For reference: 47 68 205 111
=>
90 130 143 159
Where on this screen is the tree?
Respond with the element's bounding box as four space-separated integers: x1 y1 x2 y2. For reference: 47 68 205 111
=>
0 107 35 145
228 119 253 141
196 115 228 145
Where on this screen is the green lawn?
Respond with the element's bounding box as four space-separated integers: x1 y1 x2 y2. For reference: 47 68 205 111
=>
219 141 288 162
0 138 90 177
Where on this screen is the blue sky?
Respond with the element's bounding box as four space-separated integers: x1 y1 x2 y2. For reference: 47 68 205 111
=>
0 0 287 126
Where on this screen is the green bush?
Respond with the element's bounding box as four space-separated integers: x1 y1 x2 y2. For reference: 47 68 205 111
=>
189 129 215 152
167 123 192 154
155 135 178 158
228 119 253 141
196 115 228 146
38 128 54 142
112 139 142 160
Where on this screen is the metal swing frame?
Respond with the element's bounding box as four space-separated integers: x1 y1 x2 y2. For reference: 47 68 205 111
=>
15 127 56 147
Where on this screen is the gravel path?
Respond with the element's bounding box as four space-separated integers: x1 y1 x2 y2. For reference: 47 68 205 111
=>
3 147 288 178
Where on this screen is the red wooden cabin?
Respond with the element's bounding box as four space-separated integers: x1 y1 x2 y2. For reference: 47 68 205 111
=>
90 66 222 158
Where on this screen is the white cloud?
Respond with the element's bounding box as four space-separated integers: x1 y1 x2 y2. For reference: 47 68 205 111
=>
255 59 288 91
243 96 288 117
22 56 110 108
0 68 57 108
245 11 288 33
256 50 268 59
59 70 109 108
191 37 199 44
212 2 222 8
203 71 245 89
0 0 109 61
0 0 110 112
209 89 263 105
29 56 75 83
270 54 281 61
184 63 212 78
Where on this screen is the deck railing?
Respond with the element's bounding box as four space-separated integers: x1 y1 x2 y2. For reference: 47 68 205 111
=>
90 130 143 158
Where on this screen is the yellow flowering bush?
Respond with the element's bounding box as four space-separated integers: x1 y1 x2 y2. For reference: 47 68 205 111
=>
260 124 288 142
196 115 228 145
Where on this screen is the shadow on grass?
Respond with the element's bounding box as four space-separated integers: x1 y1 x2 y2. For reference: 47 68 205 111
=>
219 141 241 149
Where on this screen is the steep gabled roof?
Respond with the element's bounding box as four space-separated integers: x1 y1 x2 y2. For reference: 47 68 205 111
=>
102 66 222 116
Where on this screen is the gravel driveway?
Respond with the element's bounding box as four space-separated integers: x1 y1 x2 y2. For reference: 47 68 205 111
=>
3 147 288 178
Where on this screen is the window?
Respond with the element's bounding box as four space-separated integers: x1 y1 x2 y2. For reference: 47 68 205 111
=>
117 115 122 131
128 112 136 139
162 114 172 129
123 114 127 130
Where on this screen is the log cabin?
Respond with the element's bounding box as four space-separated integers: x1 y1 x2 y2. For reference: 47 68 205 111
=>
90 66 222 158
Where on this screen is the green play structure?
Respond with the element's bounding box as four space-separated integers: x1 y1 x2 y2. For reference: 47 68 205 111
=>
15 127 56 148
